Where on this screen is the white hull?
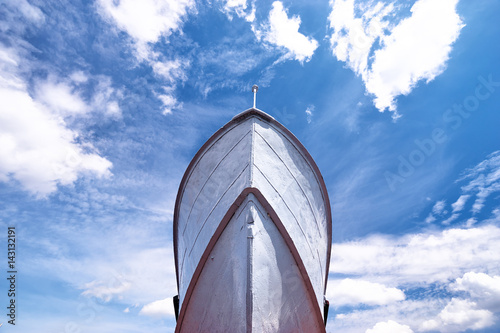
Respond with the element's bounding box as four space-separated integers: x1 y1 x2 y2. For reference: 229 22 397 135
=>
173 109 332 332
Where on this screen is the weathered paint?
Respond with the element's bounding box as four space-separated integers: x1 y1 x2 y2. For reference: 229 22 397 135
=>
173 108 332 332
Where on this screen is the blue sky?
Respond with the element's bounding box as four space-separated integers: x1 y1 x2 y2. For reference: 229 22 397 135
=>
1 0 500 332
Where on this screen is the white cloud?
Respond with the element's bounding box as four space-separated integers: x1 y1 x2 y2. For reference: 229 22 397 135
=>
328 0 393 75
139 298 176 318
69 70 88 84
258 1 318 62
327 279 405 306
452 194 470 213
366 320 413 333
329 216 500 332
331 225 500 285
332 152 500 333
33 74 122 120
0 2 121 196
34 78 88 117
150 59 188 113
0 89 112 195
0 48 113 195
420 298 494 332
451 272 500 312
157 94 180 115
96 0 195 44
328 299 440 333
151 62 186 114
328 0 464 114
221 0 255 22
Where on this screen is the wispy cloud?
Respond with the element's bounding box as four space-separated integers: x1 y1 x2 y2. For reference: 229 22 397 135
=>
13 0 45 25
152 58 189 114
96 0 195 114
425 214 436 224
256 1 318 63
82 279 132 302
305 105 314 123
328 0 464 115
460 151 500 215
452 194 470 213
220 0 255 22
442 213 459 225
197 44 262 77
425 199 453 224
152 59 188 83
432 200 447 215
28 229 177 310
191 33 272 97
423 152 500 226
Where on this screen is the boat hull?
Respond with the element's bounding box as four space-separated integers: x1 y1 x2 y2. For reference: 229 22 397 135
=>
173 109 332 332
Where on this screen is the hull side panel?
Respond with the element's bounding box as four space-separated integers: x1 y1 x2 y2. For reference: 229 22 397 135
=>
254 119 328 234
252 119 329 312
250 194 324 333
179 195 248 333
177 119 253 304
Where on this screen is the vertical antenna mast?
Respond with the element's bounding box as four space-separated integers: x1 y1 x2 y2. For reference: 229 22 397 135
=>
252 84 258 109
